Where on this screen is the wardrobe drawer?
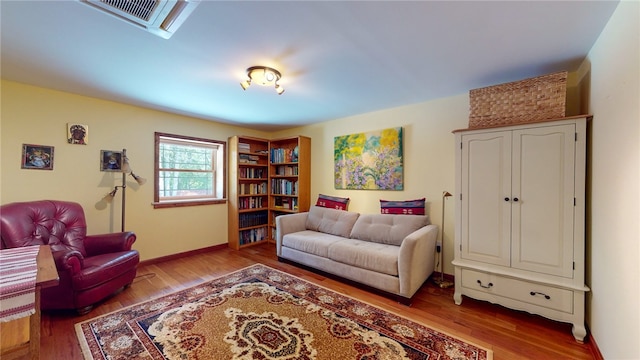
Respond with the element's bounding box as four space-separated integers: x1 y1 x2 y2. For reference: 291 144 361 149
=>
460 269 573 313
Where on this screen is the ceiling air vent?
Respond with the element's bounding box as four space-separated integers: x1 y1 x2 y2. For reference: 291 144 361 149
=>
80 0 200 39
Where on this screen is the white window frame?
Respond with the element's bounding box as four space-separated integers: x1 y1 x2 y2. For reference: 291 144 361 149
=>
153 132 226 208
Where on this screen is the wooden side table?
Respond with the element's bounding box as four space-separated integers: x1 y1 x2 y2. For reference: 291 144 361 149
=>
0 245 59 360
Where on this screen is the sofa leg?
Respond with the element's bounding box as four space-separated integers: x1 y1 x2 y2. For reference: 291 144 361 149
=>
397 296 412 306
77 305 93 315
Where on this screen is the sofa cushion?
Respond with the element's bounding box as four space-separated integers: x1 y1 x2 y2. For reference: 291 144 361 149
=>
327 239 400 276
380 198 426 215
305 206 360 238
315 194 350 210
282 230 345 258
350 214 429 246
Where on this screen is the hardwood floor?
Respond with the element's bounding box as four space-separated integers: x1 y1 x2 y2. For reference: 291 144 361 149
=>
40 243 596 359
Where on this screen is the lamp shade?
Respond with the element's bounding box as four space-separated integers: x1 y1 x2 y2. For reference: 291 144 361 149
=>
130 172 147 185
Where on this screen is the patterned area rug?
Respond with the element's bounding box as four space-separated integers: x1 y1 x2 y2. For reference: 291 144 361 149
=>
75 264 492 359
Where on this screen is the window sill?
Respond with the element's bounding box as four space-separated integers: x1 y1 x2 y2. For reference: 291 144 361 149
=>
152 199 227 209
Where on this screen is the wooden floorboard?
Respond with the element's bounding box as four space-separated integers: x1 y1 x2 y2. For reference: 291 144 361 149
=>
40 243 595 359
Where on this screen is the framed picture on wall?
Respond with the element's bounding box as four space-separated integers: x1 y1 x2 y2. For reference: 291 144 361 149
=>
67 123 89 145
334 127 404 190
21 144 54 170
100 150 123 172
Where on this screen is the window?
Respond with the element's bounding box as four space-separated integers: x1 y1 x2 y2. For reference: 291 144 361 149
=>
153 132 226 208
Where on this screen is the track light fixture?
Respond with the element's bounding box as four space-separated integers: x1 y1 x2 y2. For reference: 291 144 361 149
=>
240 66 285 95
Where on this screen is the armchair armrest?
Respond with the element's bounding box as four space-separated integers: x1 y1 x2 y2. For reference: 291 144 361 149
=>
84 231 136 256
51 248 84 274
398 224 438 298
275 212 308 256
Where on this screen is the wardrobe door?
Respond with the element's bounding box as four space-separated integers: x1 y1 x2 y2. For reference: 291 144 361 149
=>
460 131 512 267
511 124 576 277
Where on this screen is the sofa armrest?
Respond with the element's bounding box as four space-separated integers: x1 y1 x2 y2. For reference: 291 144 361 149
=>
398 224 438 298
275 212 309 256
84 232 137 256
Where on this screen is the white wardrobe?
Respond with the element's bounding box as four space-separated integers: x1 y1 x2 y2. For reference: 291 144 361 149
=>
452 116 590 342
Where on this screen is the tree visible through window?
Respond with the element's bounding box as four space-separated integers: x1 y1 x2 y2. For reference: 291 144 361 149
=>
154 132 226 208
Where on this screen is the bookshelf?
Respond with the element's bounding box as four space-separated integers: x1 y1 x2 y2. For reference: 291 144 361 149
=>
268 136 311 242
228 136 270 250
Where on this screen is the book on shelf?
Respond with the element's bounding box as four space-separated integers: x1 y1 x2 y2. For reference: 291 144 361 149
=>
238 211 268 228
240 182 268 195
272 196 296 210
270 148 297 163
239 154 260 164
239 226 267 245
239 167 265 179
239 196 264 210
270 179 298 195
275 165 298 176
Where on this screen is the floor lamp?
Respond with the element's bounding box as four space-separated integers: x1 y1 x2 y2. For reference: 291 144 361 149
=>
106 149 146 232
434 191 453 288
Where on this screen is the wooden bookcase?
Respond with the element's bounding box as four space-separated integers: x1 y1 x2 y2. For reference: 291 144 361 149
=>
268 136 311 243
228 135 311 249
228 136 270 250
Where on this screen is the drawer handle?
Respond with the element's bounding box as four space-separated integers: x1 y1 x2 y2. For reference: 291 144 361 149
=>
476 280 493 289
530 291 551 300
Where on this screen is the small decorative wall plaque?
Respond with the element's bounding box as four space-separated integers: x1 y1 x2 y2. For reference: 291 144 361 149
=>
67 123 89 144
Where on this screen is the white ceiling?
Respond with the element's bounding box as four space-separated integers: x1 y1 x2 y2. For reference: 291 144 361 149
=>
1 1 619 131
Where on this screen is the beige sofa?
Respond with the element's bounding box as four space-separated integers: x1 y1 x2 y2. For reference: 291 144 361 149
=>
276 206 438 303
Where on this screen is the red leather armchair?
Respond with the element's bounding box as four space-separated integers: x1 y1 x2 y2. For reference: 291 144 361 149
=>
0 200 140 314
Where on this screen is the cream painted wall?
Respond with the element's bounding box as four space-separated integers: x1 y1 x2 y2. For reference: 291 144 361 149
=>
0 80 270 261
584 1 639 358
1 78 470 273
272 94 470 275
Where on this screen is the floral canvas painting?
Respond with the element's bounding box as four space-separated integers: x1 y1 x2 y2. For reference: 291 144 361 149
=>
334 127 403 190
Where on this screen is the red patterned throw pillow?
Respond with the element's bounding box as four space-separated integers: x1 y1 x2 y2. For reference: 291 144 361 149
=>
316 194 350 210
380 198 426 215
